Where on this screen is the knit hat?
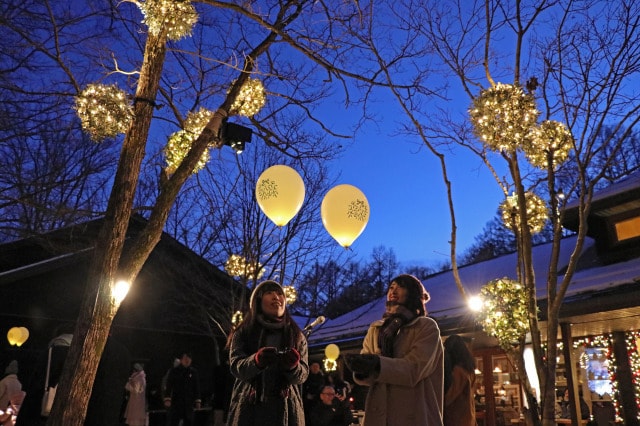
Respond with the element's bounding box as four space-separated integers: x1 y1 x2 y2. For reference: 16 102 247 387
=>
133 363 144 372
249 280 284 310
4 360 18 375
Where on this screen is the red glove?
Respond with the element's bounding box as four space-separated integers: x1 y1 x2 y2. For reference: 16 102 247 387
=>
280 348 300 370
255 347 279 368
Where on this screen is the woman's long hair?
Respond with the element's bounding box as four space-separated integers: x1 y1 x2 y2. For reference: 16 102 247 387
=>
443 334 475 392
225 280 303 349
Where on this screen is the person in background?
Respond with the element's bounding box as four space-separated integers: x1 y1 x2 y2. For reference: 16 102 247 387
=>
164 352 201 426
443 334 476 426
124 363 147 426
308 385 354 426
0 361 22 416
559 387 590 420
161 358 180 401
345 274 444 426
226 280 308 425
324 372 350 402
303 362 325 420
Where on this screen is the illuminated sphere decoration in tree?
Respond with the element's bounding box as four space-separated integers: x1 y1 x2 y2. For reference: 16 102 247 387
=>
164 108 214 174
524 120 574 169
476 278 529 351
500 192 549 234
224 254 264 279
139 0 198 41
283 286 297 305
75 83 133 142
230 77 266 117
469 83 540 152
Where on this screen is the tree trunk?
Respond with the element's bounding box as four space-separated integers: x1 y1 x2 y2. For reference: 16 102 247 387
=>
47 31 168 426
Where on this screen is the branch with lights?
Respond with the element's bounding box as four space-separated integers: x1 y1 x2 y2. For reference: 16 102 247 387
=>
500 191 549 235
75 84 133 141
138 0 198 41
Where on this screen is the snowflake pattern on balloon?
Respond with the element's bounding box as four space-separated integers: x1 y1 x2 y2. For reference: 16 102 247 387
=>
347 199 369 222
257 179 278 201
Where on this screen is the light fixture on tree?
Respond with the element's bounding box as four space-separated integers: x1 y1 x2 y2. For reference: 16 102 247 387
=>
220 119 253 154
7 326 29 347
112 280 131 306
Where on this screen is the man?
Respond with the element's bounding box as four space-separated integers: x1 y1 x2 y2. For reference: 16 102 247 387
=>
303 362 325 419
164 352 201 426
345 274 444 426
308 385 354 426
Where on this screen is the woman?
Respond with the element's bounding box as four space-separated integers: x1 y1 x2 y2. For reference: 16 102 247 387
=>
124 363 147 426
345 274 444 426
443 334 476 426
226 280 308 426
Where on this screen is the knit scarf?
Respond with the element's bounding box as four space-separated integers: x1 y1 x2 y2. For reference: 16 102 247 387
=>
378 304 418 357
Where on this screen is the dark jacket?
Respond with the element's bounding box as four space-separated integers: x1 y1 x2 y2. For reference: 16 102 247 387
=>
165 364 201 421
226 325 308 426
309 399 354 426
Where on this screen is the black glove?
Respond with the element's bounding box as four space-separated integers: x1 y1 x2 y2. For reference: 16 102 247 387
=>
280 348 300 370
255 347 279 368
344 353 380 377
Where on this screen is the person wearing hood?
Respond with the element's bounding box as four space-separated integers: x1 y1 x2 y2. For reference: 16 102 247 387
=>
0 360 22 412
345 274 444 426
226 280 308 426
124 363 147 426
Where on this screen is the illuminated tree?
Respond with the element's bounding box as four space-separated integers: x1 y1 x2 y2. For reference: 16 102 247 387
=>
1 0 387 424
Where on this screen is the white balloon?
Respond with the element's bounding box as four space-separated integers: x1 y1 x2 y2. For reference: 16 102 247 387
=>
321 184 370 248
256 165 305 226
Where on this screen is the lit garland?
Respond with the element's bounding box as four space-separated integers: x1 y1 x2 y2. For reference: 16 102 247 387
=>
75 84 132 141
524 120 574 169
469 83 539 152
574 335 622 422
625 332 640 419
139 0 198 41
283 286 297 305
476 278 529 351
164 108 214 174
323 358 337 372
500 192 549 234
224 254 264 279
229 78 266 117
231 310 243 327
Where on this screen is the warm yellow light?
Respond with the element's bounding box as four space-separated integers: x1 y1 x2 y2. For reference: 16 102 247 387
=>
324 344 340 361
7 327 29 347
323 358 337 372
283 286 297 305
468 295 483 312
112 280 131 305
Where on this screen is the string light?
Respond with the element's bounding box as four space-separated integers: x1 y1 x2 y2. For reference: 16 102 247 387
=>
283 286 297 305
323 358 337 372
164 108 214 174
231 310 243 326
476 277 529 351
139 0 198 41
524 120 574 169
500 192 549 234
75 84 132 141
224 254 264 279
229 78 266 117
469 83 539 152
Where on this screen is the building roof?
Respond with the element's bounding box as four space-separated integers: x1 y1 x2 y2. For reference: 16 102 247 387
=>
307 235 640 349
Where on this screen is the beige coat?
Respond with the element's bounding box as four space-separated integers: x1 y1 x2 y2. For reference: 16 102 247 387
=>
354 316 444 426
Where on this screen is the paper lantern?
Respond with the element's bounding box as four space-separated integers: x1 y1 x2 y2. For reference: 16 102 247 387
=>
321 184 370 248
7 326 29 347
255 165 305 226
325 343 340 361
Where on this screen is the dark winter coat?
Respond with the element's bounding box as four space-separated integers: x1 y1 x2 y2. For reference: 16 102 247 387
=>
226 324 308 426
165 364 201 423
